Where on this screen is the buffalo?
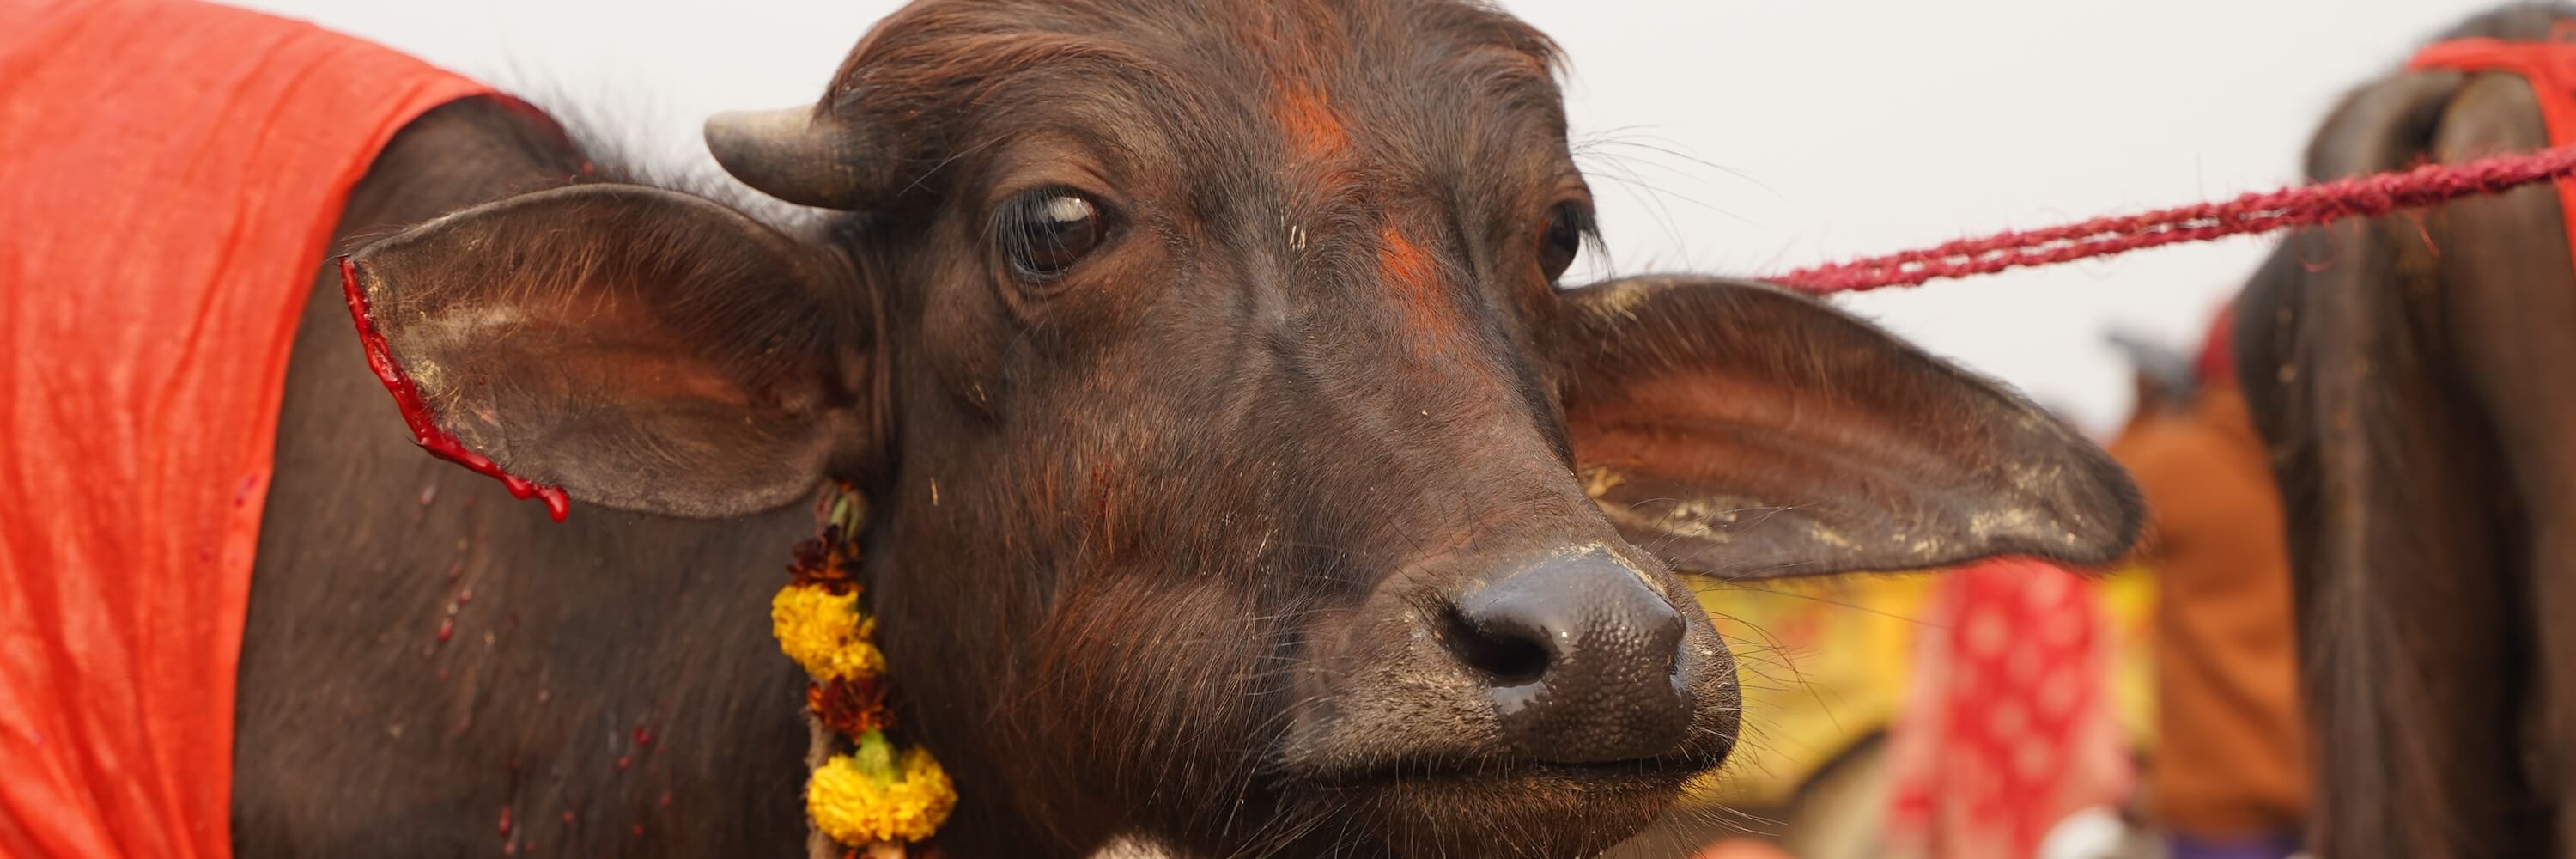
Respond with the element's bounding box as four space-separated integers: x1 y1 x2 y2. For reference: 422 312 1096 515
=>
2236 3 2576 856
11 0 2142 856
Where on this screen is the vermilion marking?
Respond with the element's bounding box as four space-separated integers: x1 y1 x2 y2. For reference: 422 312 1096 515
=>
340 256 571 521
1376 227 1461 345
1276 82 1349 163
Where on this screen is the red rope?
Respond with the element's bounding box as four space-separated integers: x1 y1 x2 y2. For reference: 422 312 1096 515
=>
1771 145 2576 295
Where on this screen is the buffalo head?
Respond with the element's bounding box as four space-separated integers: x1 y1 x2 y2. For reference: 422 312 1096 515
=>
342 0 2139 855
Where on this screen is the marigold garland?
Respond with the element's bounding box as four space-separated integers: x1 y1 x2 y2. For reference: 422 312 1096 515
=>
808 736 957 845
775 488 954 856
810 676 895 736
772 587 885 682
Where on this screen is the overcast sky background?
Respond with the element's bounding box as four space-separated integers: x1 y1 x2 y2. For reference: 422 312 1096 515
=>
226 0 2509 435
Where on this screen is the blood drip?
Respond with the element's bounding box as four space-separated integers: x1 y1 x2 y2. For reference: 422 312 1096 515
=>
339 257 571 521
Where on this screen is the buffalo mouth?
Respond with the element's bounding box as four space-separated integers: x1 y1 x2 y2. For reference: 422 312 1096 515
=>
1267 676 1739 801
1300 744 1730 790
1246 745 1729 858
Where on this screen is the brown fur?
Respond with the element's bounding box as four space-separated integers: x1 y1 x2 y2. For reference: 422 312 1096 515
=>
2236 4 2576 856
237 97 817 858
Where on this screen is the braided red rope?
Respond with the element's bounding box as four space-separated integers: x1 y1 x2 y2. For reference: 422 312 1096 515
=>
1771 145 2576 295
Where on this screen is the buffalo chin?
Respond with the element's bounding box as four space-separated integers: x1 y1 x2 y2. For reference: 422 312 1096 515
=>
1325 769 1693 857
1198 756 1718 859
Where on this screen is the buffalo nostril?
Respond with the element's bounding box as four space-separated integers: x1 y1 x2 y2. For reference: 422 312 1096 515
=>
1441 606 1550 686
1449 547 1695 763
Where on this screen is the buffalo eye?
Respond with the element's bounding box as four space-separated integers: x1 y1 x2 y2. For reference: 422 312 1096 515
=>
999 187 1111 282
1539 201 1589 283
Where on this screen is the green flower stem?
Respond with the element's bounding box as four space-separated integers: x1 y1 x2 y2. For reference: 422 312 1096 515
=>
854 729 897 784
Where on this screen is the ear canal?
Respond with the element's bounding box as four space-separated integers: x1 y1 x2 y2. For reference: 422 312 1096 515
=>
704 107 884 210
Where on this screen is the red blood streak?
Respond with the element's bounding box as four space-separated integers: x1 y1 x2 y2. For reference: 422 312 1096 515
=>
339 257 570 521
659 790 672 809
1091 469 1106 526
615 756 631 771
436 618 454 643
632 725 653 747
498 806 513 835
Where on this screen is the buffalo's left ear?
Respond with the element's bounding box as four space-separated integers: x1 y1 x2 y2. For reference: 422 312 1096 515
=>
345 184 866 519
1551 276 2141 579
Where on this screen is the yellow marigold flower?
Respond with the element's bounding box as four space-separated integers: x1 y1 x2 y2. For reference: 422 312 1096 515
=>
772 584 885 682
807 744 957 844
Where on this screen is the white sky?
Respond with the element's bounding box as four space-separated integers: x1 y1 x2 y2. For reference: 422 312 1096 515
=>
227 0 2504 435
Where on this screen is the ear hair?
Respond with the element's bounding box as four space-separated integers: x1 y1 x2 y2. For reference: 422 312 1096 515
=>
1553 276 2142 579
348 184 872 518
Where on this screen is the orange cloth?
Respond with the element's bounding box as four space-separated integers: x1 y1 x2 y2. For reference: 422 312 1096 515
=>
2109 387 2309 838
0 2 489 856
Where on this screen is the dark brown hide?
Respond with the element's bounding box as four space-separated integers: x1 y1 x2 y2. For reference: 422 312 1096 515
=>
240 2 2138 856
237 98 817 858
2236 5 2576 856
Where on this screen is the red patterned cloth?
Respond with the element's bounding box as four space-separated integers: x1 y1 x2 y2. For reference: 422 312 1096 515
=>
1881 557 2134 859
0 2 489 855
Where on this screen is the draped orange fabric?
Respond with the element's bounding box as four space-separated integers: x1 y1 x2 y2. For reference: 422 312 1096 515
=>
2410 26 2576 263
0 1 489 855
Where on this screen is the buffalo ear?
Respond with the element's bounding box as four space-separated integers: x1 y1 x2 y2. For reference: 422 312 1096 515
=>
345 184 866 519
1551 276 2141 579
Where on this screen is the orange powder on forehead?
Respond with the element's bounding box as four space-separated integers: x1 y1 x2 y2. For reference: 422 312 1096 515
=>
1376 226 1464 346
1275 81 1350 163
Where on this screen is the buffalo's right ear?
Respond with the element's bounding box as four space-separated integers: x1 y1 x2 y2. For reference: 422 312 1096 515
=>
1550 276 2141 579
345 184 866 519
